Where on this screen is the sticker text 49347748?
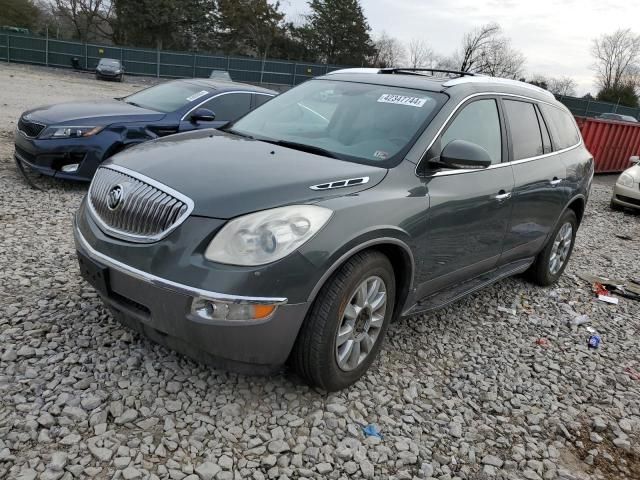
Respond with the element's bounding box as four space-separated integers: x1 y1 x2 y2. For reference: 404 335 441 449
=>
377 94 427 108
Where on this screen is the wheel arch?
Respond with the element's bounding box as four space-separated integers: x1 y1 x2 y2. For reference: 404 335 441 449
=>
566 194 586 225
306 237 415 321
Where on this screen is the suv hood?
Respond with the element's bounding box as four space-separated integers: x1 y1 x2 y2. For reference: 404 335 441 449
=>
107 129 388 218
23 100 165 125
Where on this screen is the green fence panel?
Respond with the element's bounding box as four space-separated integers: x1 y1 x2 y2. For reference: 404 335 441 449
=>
0 32 354 87
160 51 195 78
122 47 157 76
47 39 84 68
557 95 640 120
8 35 46 65
0 34 7 61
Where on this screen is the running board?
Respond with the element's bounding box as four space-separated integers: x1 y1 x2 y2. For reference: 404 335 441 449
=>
404 258 534 316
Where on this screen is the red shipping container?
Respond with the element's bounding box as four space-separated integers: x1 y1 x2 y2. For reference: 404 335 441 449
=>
575 116 640 173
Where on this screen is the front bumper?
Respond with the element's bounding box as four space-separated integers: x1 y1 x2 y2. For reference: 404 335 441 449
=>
612 182 640 210
73 218 310 372
14 128 106 181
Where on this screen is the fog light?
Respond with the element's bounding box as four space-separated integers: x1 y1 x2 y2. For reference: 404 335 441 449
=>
191 297 277 322
61 163 79 173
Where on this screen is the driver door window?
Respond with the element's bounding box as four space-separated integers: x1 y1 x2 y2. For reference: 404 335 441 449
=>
440 99 502 164
200 93 252 122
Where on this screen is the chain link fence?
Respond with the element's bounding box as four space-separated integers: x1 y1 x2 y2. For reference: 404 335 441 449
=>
0 32 346 88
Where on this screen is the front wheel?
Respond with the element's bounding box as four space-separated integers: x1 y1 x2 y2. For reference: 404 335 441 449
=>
527 209 578 286
291 251 395 391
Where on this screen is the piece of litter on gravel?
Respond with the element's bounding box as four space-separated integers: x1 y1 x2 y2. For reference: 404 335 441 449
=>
535 338 550 347
362 424 383 439
497 306 516 315
586 326 596 333
615 234 634 241
598 294 619 304
570 314 590 326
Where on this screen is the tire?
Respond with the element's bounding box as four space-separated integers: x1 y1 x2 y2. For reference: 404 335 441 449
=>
291 251 396 391
527 209 578 286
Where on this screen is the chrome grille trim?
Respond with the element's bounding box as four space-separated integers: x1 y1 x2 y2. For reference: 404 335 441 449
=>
88 165 194 243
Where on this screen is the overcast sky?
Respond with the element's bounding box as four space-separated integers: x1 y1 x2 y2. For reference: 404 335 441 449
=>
280 0 640 96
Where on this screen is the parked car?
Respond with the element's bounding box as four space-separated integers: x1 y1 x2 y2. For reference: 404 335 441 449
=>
209 70 232 81
74 68 593 390
611 155 640 211
14 79 275 181
597 113 638 123
95 58 125 82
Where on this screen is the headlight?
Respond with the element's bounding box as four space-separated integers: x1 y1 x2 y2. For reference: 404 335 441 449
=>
617 172 634 188
205 205 332 266
41 126 104 139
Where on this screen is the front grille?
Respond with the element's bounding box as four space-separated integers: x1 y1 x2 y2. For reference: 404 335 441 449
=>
18 117 46 138
616 194 640 207
88 166 194 243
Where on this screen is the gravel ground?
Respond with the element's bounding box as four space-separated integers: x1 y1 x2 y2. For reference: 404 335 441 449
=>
1 63 640 480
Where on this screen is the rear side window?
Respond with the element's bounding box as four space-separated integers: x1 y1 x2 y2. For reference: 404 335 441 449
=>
201 93 252 121
253 94 273 109
535 106 553 154
503 100 544 160
539 104 580 150
440 99 502 164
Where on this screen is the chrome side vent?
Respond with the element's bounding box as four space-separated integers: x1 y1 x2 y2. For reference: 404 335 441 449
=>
310 176 370 191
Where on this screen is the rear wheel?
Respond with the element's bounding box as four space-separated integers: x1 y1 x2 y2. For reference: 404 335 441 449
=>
527 209 577 286
291 251 395 391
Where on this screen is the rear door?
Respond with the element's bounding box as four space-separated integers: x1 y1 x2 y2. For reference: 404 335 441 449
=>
416 97 515 297
499 98 570 264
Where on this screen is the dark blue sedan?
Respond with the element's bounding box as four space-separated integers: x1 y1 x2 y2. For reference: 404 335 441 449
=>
14 79 276 182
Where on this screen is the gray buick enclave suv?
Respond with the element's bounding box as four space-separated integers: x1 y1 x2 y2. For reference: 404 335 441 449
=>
74 68 594 391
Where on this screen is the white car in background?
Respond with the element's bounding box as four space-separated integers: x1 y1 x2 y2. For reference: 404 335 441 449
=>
611 156 640 211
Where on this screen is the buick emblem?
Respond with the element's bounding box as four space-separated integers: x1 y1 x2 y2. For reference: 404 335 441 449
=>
107 184 124 210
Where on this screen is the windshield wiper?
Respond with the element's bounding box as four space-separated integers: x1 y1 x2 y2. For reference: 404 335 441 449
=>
125 101 144 108
262 139 340 159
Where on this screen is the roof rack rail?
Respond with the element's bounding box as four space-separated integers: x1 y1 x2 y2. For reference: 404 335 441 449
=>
379 68 476 78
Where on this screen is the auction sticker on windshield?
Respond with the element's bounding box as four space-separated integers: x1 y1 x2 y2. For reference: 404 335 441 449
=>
377 94 427 107
186 90 209 102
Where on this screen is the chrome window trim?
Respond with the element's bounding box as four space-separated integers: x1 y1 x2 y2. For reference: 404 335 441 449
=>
416 92 583 178
181 90 271 121
74 221 288 305
87 164 195 243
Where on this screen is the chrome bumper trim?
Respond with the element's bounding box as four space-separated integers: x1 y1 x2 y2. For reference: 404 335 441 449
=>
73 219 288 306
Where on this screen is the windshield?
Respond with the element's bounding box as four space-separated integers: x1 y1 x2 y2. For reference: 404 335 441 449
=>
99 59 120 67
124 81 212 113
230 79 445 166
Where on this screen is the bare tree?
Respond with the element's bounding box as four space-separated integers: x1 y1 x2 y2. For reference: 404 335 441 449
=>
456 23 525 79
591 29 640 90
548 76 577 96
372 31 406 68
51 0 109 42
407 38 433 68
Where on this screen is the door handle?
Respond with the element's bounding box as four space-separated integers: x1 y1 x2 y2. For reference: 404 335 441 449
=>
494 190 512 201
550 177 563 186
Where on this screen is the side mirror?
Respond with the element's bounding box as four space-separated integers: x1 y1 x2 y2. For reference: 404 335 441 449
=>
191 108 216 123
438 139 492 169
630 155 640 165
